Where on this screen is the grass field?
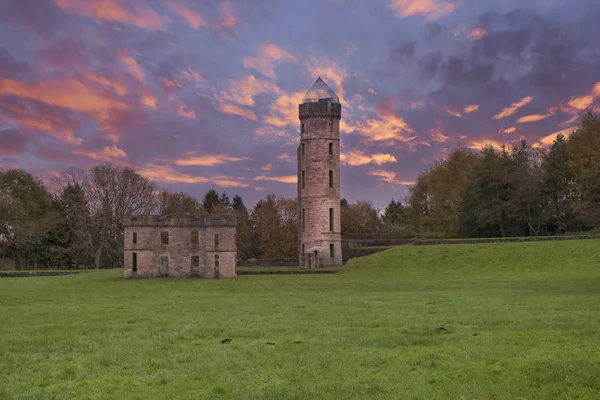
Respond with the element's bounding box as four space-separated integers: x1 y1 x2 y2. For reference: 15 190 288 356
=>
1 241 599 399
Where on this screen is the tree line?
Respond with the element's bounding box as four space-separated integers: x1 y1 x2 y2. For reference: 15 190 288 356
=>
1 111 599 269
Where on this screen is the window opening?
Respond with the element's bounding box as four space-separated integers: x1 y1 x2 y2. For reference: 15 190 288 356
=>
329 142 333 155
161 231 169 245
132 252 137 271
191 230 199 244
132 232 137 244
329 208 334 232
329 170 333 188
302 208 306 232
191 255 200 272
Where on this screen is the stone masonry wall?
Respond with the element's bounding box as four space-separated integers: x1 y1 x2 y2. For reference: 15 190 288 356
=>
123 214 236 278
298 100 343 267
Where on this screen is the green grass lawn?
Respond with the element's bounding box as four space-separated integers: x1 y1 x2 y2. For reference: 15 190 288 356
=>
1 241 599 399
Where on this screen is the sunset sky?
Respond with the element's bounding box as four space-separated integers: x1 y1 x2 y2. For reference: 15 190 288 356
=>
1 0 599 210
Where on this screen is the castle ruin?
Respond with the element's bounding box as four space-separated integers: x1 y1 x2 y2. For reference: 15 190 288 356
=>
122 214 237 278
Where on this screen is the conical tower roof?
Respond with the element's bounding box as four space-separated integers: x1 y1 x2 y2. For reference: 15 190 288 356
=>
302 77 339 104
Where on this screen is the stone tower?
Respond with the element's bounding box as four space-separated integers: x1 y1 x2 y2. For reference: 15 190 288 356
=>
297 78 343 268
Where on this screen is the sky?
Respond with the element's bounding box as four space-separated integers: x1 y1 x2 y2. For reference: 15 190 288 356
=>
1 0 600 210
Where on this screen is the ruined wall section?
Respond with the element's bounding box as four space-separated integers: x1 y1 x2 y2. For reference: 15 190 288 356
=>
123 214 236 278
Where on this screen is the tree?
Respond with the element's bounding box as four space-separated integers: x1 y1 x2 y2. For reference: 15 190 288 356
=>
56 164 157 269
157 190 204 217
341 200 382 234
540 134 576 234
250 194 298 259
407 147 480 237
566 111 600 228
202 189 220 213
52 184 94 268
232 194 254 260
0 170 57 269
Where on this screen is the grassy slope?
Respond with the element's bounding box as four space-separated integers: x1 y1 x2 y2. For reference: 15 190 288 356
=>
1 241 599 399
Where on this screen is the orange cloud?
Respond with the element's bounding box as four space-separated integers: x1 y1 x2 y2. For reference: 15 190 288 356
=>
174 153 249 166
468 138 505 150
219 75 281 107
169 5 207 29
429 126 449 143
446 107 462 118
0 100 80 144
368 169 414 185
217 102 257 121
74 145 127 162
468 28 488 40
389 0 458 20
276 153 293 162
53 0 169 29
243 44 295 79
463 104 479 114
141 95 157 109
83 71 126 96
261 163 273 171
120 51 145 83
567 82 600 110
253 175 297 184
177 102 195 119
517 113 553 123
138 164 210 184
0 78 129 117
368 88 377 95
538 128 577 146
344 107 415 144
340 150 397 166
499 126 517 134
263 91 304 127
179 69 203 82
492 96 534 120
218 2 239 29
254 126 287 141
212 175 251 188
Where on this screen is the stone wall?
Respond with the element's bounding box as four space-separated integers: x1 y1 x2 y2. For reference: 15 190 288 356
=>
0 258 15 271
239 258 299 267
123 214 236 278
298 98 343 267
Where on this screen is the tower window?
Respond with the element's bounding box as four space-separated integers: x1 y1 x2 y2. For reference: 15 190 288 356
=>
302 243 305 253
302 208 306 232
214 233 220 246
329 170 333 188
302 170 305 189
301 123 305 133
191 230 199 244
215 254 220 267
132 252 137 271
328 142 333 155
161 231 169 245
328 123 333 132
302 143 305 156
329 208 334 232
330 244 334 259
132 232 137 244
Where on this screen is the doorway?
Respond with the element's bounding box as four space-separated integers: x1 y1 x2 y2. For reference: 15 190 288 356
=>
159 256 169 277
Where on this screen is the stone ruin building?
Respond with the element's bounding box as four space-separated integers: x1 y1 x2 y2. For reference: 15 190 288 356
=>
122 214 237 278
298 78 343 268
